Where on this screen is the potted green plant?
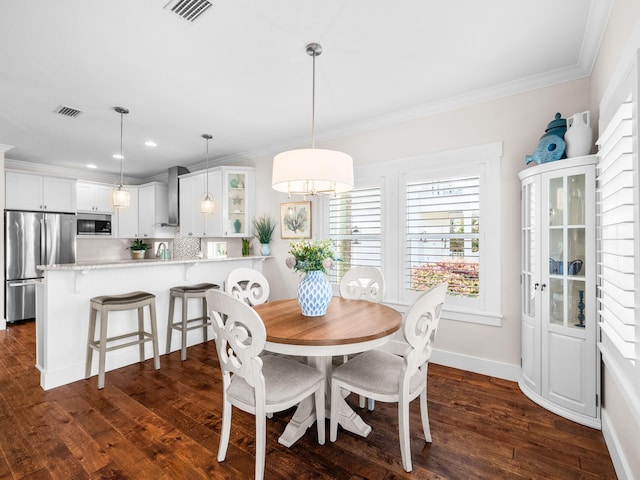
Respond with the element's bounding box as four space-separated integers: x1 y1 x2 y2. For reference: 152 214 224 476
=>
128 239 150 260
253 215 276 256
241 238 251 256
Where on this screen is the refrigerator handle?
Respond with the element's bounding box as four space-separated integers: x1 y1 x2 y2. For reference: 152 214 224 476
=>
40 217 47 265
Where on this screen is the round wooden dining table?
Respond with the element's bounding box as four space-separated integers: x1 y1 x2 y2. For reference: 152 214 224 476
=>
253 296 402 448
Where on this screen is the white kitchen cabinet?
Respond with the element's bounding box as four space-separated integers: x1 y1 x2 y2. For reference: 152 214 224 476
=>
5 171 76 212
76 182 114 213
178 173 207 237
115 183 172 240
115 186 139 238
518 155 599 429
138 182 173 238
178 170 222 237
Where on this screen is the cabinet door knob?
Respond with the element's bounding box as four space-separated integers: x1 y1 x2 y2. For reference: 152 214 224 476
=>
534 283 539 290
540 283 547 291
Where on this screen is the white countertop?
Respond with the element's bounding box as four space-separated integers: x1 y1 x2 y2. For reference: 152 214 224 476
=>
37 255 270 271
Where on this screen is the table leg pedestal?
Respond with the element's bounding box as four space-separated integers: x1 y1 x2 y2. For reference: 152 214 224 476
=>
277 356 371 447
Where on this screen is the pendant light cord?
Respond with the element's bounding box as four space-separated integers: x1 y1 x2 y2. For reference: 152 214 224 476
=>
119 111 124 185
311 50 316 149
205 136 209 191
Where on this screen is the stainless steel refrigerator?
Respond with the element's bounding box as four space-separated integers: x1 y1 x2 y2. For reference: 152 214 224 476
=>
5 210 76 322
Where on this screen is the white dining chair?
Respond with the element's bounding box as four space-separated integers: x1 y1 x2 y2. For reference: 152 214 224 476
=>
339 266 385 409
206 289 325 480
329 282 447 472
339 266 384 303
225 267 270 306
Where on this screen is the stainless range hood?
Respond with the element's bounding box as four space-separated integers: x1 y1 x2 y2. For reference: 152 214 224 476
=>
162 166 189 227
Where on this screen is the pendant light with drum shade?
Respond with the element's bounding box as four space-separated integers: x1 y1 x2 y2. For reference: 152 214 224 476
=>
112 106 130 209
272 43 354 197
201 133 214 214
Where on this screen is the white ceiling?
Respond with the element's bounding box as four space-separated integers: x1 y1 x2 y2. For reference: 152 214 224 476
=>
0 0 612 180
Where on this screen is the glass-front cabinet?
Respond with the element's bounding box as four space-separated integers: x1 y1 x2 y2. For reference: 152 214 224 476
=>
518 155 599 429
179 166 254 238
220 167 253 237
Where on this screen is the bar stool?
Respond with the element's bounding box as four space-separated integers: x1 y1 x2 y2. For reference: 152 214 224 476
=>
85 291 160 389
166 282 220 360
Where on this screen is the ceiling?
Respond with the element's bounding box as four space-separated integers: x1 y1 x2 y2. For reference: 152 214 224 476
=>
0 0 612 180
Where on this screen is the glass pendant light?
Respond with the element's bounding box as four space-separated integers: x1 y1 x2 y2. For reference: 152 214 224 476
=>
201 133 214 214
272 43 354 197
112 106 131 209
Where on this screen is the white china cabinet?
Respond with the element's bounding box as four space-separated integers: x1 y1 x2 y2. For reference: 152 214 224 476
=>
518 155 600 429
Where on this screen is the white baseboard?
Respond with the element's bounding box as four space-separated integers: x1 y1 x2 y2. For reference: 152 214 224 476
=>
602 409 634 480
430 348 520 382
0 317 5 330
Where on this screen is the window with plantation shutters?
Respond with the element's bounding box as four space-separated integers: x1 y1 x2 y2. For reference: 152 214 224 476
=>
328 186 382 284
405 176 480 298
322 142 501 325
597 97 636 362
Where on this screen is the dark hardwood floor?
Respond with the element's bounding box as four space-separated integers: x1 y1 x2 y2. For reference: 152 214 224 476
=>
0 321 616 479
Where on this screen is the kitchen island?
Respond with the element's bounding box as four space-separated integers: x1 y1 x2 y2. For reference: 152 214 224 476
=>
36 256 269 390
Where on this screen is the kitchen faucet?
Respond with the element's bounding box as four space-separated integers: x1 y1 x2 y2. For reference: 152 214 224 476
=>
156 242 167 258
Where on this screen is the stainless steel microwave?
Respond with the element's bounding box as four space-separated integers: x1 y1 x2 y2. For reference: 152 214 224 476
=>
77 213 112 236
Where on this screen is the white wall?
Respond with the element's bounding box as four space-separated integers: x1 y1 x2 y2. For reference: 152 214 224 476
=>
590 0 640 478
252 77 592 380
0 145 10 330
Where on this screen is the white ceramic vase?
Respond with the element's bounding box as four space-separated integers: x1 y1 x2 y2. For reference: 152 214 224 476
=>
565 111 592 158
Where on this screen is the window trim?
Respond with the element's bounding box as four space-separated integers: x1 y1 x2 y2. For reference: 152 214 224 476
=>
320 142 502 326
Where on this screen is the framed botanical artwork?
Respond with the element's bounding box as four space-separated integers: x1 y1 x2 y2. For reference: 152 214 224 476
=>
280 201 312 239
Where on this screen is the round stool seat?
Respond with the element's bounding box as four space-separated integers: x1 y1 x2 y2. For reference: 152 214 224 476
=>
91 291 155 306
170 283 219 294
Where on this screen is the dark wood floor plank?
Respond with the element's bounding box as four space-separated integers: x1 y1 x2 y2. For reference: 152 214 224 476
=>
0 321 617 480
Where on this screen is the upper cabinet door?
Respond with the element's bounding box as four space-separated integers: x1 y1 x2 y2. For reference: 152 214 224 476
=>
5 171 43 210
77 182 114 213
6 172 76 212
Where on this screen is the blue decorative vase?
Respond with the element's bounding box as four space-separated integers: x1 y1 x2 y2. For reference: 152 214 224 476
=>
297 270 332 317
260 243 270 256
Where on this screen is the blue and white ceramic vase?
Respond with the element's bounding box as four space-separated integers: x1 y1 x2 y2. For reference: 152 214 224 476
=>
260 243 270 256
297 270 332 316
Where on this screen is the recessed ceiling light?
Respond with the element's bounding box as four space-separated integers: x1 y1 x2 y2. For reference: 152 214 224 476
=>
86 164 97 169
113 153 124 159
145 140 157 147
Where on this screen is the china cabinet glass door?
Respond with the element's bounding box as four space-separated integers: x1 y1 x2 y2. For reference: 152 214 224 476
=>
225 171 247 237
520 177 541 394
546 173 587 330
541 163 596 419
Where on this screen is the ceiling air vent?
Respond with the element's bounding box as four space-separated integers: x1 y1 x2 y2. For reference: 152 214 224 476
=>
54 105 83 118
164 0 212 23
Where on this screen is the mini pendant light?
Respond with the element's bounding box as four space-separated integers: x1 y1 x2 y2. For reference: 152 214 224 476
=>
201 133 214 214
272 42 354 197
112 106 131 209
